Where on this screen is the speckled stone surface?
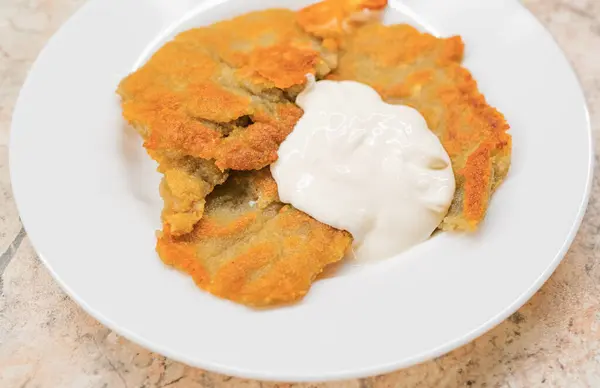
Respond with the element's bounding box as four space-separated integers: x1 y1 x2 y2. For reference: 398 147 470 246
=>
1 0 599 387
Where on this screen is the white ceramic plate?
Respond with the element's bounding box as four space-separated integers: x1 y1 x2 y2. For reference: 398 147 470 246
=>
10 0 592 382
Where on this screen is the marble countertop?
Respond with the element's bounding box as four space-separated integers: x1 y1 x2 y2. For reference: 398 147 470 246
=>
1 0 599 387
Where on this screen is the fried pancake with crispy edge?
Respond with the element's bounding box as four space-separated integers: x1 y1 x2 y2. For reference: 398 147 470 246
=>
329 23 511 230
118 0 388 172
157 169 352 307
117 0 388 235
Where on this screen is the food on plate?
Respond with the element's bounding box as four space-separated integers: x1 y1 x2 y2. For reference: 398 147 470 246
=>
117 0 511 307
328 23 511 231
271 80 456 262
157 169 351 307
117 0 385 234
153 152 228 235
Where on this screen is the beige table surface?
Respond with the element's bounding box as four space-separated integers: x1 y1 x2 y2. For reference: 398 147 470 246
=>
1 0 599 387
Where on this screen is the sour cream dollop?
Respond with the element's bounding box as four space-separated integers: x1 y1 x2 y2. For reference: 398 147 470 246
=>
271 80 455 261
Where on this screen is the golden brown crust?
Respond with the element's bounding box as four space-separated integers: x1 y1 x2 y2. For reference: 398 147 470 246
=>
156 170 352 307
213 104 304 170
118 2 388 172
297 0 388 40
247 44 320 89
330 23 511 230
117 10 321 171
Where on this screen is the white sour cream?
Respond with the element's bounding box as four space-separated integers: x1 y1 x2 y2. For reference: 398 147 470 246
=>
271 80 455 261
